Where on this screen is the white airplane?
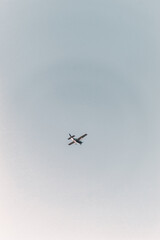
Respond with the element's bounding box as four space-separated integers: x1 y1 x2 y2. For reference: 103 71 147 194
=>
68 133 87 145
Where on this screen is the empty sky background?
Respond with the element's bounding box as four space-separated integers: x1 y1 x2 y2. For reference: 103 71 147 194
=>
0 0 160 239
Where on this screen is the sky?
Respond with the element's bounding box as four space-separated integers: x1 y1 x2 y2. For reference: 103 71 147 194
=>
0 0 160 239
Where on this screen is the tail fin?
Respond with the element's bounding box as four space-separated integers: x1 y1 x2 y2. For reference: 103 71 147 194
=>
68 134 75 140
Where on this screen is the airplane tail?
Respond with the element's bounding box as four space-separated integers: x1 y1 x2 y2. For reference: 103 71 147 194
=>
68 133 75 140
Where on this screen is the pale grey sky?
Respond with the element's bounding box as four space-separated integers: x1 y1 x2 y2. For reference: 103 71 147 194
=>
0 1 160 239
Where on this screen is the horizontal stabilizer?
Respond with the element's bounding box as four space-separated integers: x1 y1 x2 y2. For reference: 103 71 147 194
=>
68 134 75 140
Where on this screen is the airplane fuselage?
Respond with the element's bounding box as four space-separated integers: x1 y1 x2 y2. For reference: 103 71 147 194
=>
71 137 82 145
68 133 87 145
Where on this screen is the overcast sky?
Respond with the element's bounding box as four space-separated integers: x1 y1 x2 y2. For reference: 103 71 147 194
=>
0 1 160 239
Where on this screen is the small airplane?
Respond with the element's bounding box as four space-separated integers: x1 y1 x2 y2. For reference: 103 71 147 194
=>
68 133 87 145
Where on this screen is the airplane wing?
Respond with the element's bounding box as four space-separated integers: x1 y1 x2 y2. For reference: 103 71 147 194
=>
68 141 75 145
77 134 87 141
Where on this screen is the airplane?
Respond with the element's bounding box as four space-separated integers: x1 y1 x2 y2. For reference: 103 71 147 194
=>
68 133 87 145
